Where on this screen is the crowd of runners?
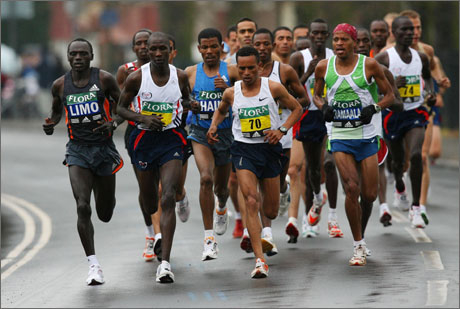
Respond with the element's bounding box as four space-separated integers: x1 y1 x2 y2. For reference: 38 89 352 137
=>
42 9 451 285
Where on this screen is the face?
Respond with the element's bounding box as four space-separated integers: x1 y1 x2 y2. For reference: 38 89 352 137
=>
274 30 293 56
168 40 177 64
227 31 238 53
393 18 414 47
133 32 150 61
309 22 329 49
293 27 309 43
295 38 310 51
332 31 355 59
237 55 259 85
198 37 222 66
68 41 93 71
148 37 170 66
409 17 422 45
253 33 273 62
370 21 389 48
237 21 257 47
356 31 371 56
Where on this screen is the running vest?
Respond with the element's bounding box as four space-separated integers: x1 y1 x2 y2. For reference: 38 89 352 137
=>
124 60 140 126
232 77 281 144
324 54 380 140
387 46 424 110
301 48 334 110
63 67 113 144
135 63 183 131
191 61 231 129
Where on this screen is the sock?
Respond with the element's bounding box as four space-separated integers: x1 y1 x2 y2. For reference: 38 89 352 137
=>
262 227 272 238
217 202 227 211
412 204 420 210
145 225 155 238
204 229 214 239
314 191 323 204
161 260 170 268
353 239 365 248
328 208 337 222
288 216 297 224
155 233 162 240
87 255 99 266
243 228 249 237
420 204 426 212
235 212 241 220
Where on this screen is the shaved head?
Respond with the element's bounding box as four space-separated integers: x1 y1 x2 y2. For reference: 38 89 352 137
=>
148 32 170 46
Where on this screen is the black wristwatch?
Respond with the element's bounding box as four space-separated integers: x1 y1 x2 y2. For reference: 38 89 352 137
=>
279 126 288 135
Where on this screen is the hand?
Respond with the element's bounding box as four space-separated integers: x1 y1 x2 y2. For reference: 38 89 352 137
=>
424 93 437 107
43 118 55 135
142 114 164 131
321 104 334 122
264 129 283 145
93 120 116 135
359 105 378 125
395 76 406 88
439 77 451 89
206 126 219 144
306 55 320 76
190 100 200 114
214 73 228 90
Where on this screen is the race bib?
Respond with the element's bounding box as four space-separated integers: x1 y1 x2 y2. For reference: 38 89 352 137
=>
399 75 421 103
141 101 173 126
332 98 362 128
309 78 327 97
239 105 271 138
66 91 100 118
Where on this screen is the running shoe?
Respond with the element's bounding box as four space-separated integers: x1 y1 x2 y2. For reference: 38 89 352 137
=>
385 169 395 184
251 258 269 279
379 204 392 227
301 213 308 237
154 236 162 262
420 205 429 225
86 264 104 285
303 224 320 238
349 244 367 266
202 236 218 261
327 220 344 238
307 191 327 226
240 235 253 253
232 219 243 238
409 206 426 228
156 262 174 283
176 194 190 222
393 188 410 211
143 236 156 261
213 207 228 235
261 236 277 256
365 246 372 257
278 183 290 216
285 218 299 243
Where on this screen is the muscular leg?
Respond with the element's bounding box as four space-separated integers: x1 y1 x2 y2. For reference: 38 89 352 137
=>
420 118 433 206
387 138 406 193
228 171 242 222
260 176 281 220
403 127 425 206
358 154 379 237
287 139 305 219
378 164 387 204
213 162 231 208
429 124 442 160
132 165 153 226
93 174 116 222
176 161 188 201
324 151 338 210
280 149 291 194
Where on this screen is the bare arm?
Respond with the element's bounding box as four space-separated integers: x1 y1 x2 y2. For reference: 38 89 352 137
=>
207 87 233 144
289 51 305 80
282 64 310 108
116 64 129 89
312 59 328 110
419 52 436 106
367 58 394 110
382 65 403 112
43 77 64 135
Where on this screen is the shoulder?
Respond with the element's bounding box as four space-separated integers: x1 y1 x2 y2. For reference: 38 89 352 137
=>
176 68 189 84
51 75 65 94
184 64 197 77
99 69 116 81
280 63 297 78
268 79 284 91
222 86 235 98
420 42 434 57
289 51 303 63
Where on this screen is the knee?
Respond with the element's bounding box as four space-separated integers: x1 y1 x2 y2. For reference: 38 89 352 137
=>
265 209 278 220
76 201 92 219
344 181 360 200
161 190 176 210
429 149 441 160
410 151 423 166
324 160 336 174
244 194 259 213
362 189 377 204
98 211 113 223
200 174 213 190
287 164 300 179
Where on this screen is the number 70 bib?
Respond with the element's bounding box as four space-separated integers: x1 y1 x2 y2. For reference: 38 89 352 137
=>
239 105 271 138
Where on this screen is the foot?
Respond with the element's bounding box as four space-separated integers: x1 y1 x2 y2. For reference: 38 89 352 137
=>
201 236 218 261
86 264 104 285
261 236 277 256
143 236 156 261
420 205 429 226
232 219 243 238
308 191 327 226
213 207 228 235
278 183 290 216
154 236 162 262
156 261 174 283
303 224 319 238
327 220 344 238
251 258 269 279
349 245 367 266
240 235 253 253
176 194 190 222
393 187 410 211
285 218 299 243
379 204 392 227
409 206 426 228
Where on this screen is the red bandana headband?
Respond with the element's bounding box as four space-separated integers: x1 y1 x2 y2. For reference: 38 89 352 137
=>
333 23 357 41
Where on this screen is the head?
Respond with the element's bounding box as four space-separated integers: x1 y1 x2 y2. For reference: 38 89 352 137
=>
369 20 389 49
168 34 177 64
392 16 414 48
400 9 422 46
356 28 371 56
295 36 311 51
384 12 399 43
236 46 260 85
273 26 293 57
147 32 170 67
236 17 258 47
226 25 239 54
67 38 93 72
309 18 330 50
293 24 309 44
132 29 152 62
197 28 223 67
252 28 274 63
332 23 357 59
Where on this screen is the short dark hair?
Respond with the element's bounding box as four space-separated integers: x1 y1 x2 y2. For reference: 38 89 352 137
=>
293 23 309 31
310 18 327 29
198 28 223 45
67 38 93 55
392 15 411 33
253 28 274 43
132 29 152 46
356 27 370 36
237 17 258 30
227 25 237 38
167 34 176 50
370 19 389 30
273 26 293 39
236 46 260 64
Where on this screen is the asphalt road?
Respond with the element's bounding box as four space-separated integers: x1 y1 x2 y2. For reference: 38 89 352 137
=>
1 119 459 308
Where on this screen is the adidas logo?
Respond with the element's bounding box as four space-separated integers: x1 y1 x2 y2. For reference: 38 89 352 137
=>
82 117 90 123
344 121 353 128
89 84 100 91
173 152 180 157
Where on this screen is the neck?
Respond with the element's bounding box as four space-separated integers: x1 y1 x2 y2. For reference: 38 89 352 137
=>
310 45 325 57
243 77 261 91
71 68 91 81
395 43 410 54
337 53 357 66
137 58 150 67
152 62 169 73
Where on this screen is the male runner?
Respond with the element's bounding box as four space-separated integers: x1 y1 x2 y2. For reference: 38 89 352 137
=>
272 26 294 64
314 23 394 265
118 32 192 283
369 20 389 57
375 16 436 228
225 17 257 65
383 12 399 47
43 38 123 285
185 28 239 261
224 26 239 63
207 46 302 278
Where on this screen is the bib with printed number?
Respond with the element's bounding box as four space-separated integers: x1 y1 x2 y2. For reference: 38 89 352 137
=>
239 105 271 138
141 101 173 126
398 75 421 103
309 78 327 98
331 79 362 127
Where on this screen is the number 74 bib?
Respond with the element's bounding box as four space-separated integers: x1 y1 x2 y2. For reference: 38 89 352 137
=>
239 105 271 138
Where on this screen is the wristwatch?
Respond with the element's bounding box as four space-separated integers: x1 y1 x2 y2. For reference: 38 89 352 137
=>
279 126 288 135
373 104 381 113
112 121 118 129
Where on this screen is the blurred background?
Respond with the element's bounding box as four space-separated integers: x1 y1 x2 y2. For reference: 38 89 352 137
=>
1 1 458 133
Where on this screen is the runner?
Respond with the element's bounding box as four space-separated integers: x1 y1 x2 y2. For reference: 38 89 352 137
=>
225 17 257 65
295 36 311 51
207 46 301 278
314 23 394 265
185 28 239 260
117 32 192 283
272 26 294 64
375 16 437 228
224 25 239 63
43 38 123 285
369 20 389 57
383 12 399 47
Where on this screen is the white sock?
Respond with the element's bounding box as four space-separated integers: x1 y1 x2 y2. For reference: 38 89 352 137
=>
155 233 162 240
87 255 99 266
146 225 155 238
243 228 249 237
314 191 323 204
262 227 272 238
353 239 366 248
328 209 337 222
420 204 426 212
204 229 214 239
235 212 241 220
161 260 171 268
288 216 297 224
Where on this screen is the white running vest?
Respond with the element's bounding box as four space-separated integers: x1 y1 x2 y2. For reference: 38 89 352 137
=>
387 47 424 111
135 63 183 131
268 61 292 149
232 77 281 144
301 48 334 111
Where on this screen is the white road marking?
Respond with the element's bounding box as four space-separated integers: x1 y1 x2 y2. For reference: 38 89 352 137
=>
404 227 432 243
426 280 449 306
421 251 444 270
391 209 409 223
1 194 52 281
1 199 36 269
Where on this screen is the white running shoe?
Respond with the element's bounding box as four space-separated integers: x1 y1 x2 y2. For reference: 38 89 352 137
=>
301 213 308 236
365 246 372 256
176 194 190 223
213 207 228 235
154 236 162 262
327 220 344 238
143 236 156 261
278 183 290 216
201 236 218 261
349 245 367 266
393 188 410 211
303 224 319 238
262 236 278 256
409 206 426 228
379 203 392 227
86 264 105 285
156 262 174 283
251 258 269 279
285 217 299 243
